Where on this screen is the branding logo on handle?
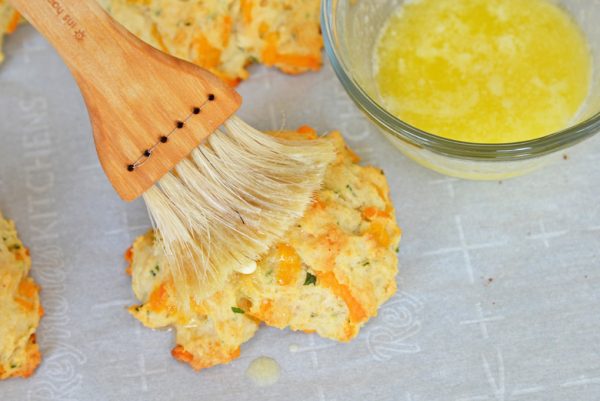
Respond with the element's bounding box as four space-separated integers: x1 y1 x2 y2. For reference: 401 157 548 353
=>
45 0 86 41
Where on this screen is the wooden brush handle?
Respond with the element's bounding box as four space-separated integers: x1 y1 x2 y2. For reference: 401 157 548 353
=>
9 0 133 79
8 0 242 201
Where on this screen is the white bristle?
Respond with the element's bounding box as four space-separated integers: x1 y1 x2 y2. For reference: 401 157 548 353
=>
143 116 335 305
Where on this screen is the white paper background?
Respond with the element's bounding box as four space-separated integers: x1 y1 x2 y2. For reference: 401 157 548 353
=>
1 26 599 401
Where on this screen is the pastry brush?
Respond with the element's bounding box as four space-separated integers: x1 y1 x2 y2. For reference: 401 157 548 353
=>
10 0 334 301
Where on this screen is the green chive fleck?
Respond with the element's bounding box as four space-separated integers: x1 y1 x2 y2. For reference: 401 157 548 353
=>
150 265 160 277
304 272 317 286
231 307 245 314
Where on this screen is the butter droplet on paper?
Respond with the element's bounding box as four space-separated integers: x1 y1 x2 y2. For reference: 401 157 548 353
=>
235 260 257 275
246 357 281 387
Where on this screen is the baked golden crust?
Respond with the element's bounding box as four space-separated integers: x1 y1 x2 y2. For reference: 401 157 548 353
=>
126 127 401 371
2 1 322 81
126 233 259 371
0 212 43 380
101 0 323 85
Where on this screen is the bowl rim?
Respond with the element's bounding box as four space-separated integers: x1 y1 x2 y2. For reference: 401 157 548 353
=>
321 0 600 161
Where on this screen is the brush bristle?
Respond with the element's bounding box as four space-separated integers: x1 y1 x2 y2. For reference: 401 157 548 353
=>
142 116 335 306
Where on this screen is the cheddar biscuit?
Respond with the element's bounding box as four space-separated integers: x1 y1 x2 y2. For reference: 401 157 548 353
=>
0 212 43 380
126 128 401 371
2 1 322 82
100 0 323 85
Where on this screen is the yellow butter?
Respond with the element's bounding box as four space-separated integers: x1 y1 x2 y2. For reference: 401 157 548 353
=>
375 0 592 143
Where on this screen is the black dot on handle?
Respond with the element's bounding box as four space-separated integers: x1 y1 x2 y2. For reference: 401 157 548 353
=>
193 107 201 114
160 136 169 143
176 121 185 129
208 94 215 101
144 150 151 157
127 165 135 172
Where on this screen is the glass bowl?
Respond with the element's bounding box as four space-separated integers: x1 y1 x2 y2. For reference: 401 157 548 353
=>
321 0 600 180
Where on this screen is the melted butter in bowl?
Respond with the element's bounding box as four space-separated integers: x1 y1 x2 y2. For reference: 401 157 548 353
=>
374 0 592 144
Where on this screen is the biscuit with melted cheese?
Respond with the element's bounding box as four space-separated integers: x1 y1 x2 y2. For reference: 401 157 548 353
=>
2 1 322 83
2 1 322 82
125 128 401 371
0 211 43 380
101 0 323 85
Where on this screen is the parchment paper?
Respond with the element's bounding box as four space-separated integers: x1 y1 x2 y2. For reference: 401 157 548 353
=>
1 26 600 401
